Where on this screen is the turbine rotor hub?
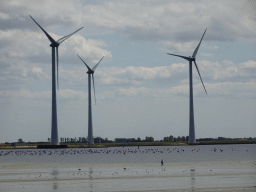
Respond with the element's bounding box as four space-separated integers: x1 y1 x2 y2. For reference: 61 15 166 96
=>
50 43 59 47
87 71 94 74
189 56 195 61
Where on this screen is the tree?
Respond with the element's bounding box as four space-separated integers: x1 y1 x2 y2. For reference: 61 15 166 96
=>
145 136 154 142
163 137 169 142
82 137 87 143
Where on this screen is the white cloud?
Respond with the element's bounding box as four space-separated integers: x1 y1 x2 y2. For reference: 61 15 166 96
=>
1 0 255 42
0 89 86 101
0 29 111 91
161 40 197 53
1 79 255 103
113 80 256 98
88 64 188 86
51 59 256 89
0 29 48 58
200 52 213 57
78 0 256 42
241 60 256 68
199 60 256 80
70 35 111 63
0 12 10 20
0 58 49 90
0 30 111 61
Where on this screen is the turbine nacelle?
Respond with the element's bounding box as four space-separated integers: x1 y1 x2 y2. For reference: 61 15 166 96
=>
187 56 195 61
190 57 195 61
86 70 94 74
50 42 59 48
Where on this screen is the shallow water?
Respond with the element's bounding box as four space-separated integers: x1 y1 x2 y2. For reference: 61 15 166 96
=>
0 144 255 192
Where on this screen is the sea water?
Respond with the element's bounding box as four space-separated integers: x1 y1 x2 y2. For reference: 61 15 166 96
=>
0 144 255 192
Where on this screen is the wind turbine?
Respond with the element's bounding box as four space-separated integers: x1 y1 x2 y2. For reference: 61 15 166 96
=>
77 55 104 144
167 29 207 144
30 15 83 145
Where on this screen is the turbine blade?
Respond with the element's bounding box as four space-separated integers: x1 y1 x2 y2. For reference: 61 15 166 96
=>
57 27 83 44
92 56 104 71
194 61 207 95
192 28 207 58
92 74 96 105
77 54 92 72
29 15 56 44
56 47 59 91
167 53 191 61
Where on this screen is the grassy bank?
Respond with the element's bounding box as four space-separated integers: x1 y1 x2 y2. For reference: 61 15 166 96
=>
197 139 256 145
0 140 255 150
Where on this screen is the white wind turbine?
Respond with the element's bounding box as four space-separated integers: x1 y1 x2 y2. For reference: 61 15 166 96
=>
77 55 104 144
30 15 83 145
167 29 207 144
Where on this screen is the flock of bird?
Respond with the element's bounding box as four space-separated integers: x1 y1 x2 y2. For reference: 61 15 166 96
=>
0 147 229 156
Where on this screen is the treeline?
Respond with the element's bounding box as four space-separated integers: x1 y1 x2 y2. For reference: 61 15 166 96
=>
3 136 256 146
115 137 154 143
198 137 256 141
57 136 155 143
57 136 256 144
162 135 189 142
58 137 112 144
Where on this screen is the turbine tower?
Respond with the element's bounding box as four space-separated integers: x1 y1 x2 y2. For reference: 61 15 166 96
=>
77 55 104 144
30 15 83 145
167 29 207 144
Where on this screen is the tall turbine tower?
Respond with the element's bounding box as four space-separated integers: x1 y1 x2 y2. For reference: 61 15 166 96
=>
30 15 83 145
167 29 207 144
77 55 104 144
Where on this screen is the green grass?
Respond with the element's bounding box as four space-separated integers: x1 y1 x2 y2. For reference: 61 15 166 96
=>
198 140 256 145
101 142 188 147
0 140 255 150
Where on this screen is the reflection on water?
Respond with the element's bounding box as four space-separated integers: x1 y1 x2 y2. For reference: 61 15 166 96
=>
53 183 58 190
89 167 93 179
190 168 195 192
51 169 59 179
89 167 93 192
89 167 93 175
52 169 59 190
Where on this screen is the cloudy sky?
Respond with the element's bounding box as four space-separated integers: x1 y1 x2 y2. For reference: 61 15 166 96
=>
0 0 255 143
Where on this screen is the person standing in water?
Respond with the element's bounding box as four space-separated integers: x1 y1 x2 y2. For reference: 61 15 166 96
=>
161 159 163 166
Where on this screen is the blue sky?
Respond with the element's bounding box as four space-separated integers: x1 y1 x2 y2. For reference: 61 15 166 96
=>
0 0 255 142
